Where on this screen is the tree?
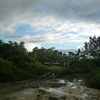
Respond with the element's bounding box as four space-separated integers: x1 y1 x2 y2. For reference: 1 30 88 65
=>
0 36 4 46
81 36 100 67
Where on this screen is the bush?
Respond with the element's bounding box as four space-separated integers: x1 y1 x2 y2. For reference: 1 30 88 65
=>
87 68 100 89
59 67 72 76
46 66 62 73
58 59 95 76
0 58 15 81
0 58 38 81
68 59 94 74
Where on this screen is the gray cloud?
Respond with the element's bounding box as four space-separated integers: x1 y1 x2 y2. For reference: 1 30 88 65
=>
0 0 100 51
0 0 100 24
34 0 100 23
0 0 38 21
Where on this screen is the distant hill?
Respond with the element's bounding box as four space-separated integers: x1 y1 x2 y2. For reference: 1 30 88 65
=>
59 49 77 54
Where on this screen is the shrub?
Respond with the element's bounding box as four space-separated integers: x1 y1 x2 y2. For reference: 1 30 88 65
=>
86 68 100 89
46 66 62 73
59 67 72 76
0 58 15 81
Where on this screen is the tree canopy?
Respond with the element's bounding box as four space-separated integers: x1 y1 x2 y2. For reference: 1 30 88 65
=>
0 36 100 89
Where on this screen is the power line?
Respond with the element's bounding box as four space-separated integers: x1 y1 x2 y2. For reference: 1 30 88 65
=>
60 0 80 13
68 0 97 19
61 0 96 21
60 0 98 23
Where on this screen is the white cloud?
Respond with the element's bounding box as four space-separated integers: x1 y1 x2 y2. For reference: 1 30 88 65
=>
25 42 41 52
0 0 100 50
3 16 100 49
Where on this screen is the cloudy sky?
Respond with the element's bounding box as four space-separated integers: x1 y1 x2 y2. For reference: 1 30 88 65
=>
0 0 100 51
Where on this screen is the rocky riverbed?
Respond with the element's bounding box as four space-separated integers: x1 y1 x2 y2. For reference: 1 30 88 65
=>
0 78 100 100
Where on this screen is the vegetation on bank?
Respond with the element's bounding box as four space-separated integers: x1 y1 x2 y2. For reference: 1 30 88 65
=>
0 36 100 89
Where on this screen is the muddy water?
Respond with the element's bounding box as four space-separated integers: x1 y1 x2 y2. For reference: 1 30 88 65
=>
0 79 100 100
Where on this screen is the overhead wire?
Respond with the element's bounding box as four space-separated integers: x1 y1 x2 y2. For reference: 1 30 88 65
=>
60 0 80 14
60 0 98 23
67 0 97 19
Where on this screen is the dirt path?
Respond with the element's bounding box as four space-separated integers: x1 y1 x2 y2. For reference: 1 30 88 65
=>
0 79 100 100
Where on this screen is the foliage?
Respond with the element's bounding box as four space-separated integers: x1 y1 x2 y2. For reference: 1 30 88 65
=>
46 66 62 73
86 68 100 89
0 36 100 90
0 58 15 81
0 38 66 82
83 36 100 60
29 47 66 65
